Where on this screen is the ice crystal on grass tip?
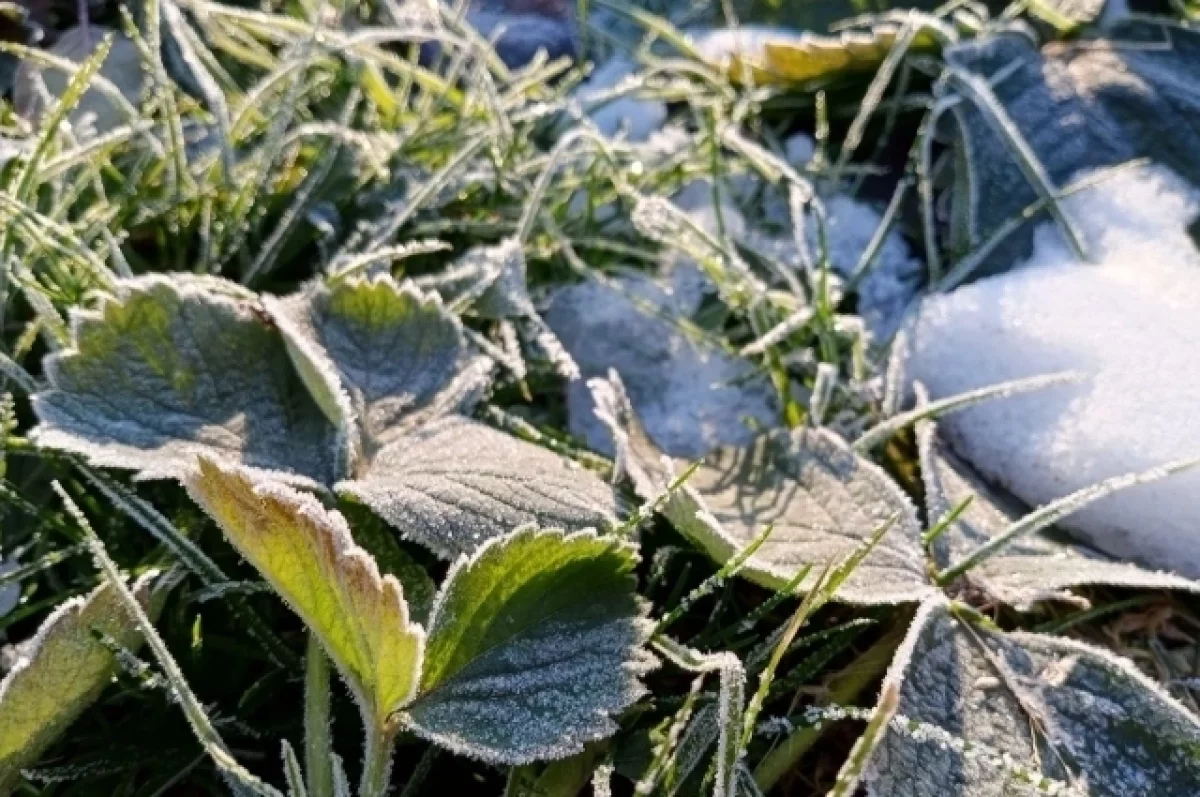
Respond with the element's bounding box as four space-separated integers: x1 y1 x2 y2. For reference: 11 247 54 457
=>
30 273 619 559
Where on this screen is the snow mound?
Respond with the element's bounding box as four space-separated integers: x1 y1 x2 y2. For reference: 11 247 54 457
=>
908 165 1200 576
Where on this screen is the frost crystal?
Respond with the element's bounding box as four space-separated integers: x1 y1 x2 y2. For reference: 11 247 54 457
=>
594 375 931 604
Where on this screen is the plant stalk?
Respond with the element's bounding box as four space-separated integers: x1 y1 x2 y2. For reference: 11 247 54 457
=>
359 721 396 797
305 634 334 797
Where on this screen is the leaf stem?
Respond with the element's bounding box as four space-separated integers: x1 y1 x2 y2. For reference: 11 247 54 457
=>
305 634 334 797
359 722 396 797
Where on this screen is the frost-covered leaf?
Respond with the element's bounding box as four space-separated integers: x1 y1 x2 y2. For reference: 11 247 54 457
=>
917 420 1200 609
264 276 491 462
0 573 157 791
185 458 425 730
594 375 931 604
864 599 1200 796
402 527 654 764
337 416 620 559
941 20 1200 279
31 276 337 486
694 17 952 88
545 274 777 459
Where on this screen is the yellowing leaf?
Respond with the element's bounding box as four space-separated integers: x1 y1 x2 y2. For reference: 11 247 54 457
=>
185 457 425 731
0 573 158 792
696 20 951 88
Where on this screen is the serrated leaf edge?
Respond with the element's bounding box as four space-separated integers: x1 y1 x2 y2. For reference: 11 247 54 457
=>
404 525 656 764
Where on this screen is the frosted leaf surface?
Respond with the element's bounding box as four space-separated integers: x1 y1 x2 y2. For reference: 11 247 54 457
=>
941 19 1200 278
338 416 620 559
909 166 1200 577
31 275 337 486
404 527 654 764
0 573 157 792
186 458 424 729
264 276 491 459
594 375 930 603
865 599 1200 796
545 273 777 458
917 421 1200 610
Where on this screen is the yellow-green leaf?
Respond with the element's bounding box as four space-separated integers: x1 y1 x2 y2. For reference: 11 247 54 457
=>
698 20 950 88
0 572 158 792
185 457 425 731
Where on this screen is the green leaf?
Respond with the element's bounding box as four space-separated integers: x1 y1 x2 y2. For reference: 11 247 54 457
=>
865 599 1200 796
0 572 158 791
185 457 425 731
917 420 1200 609
263 276 492 463
338 416 620 559
31 275 338 486
402 527 655 764
594 376 931 604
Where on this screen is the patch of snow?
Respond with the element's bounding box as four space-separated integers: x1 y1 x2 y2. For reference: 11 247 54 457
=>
544 266 778 458
577 57 667 142
908 165 1200 577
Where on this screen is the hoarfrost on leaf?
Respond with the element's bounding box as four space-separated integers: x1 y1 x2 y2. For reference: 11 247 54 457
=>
865 599 1200 797
337 416 620 560
264 275 491 460
185 458 425 730
594 374 931 604
0 573 158 792
917 420 1200 610
403 527 655 764
31 276 338 486
31 274 618 559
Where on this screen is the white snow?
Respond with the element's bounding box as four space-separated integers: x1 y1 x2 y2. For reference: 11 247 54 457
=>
908 165 1200 577
576 57 667 143
544 266 779 458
